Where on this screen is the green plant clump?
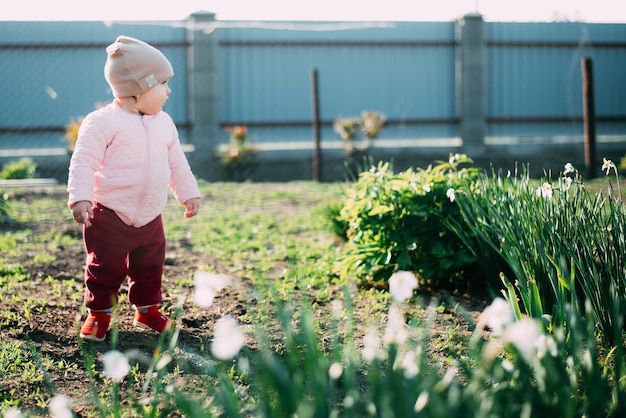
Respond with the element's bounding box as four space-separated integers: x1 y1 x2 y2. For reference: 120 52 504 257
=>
330 154 482 289
450 161 626 346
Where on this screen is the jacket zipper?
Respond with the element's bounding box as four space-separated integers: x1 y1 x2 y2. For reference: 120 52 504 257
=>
131 116 150 226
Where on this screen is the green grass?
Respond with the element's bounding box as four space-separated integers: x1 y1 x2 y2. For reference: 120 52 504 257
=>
0 181 365 414
0 340 49 409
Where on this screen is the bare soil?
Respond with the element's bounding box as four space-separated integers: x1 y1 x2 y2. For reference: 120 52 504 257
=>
0 187 491 416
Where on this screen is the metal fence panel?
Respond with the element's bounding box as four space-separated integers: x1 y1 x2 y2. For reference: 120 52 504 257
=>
217 21 457 145
486 22 626 141
0 21 189 163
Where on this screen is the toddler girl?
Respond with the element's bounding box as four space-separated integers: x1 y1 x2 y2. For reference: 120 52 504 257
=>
67 35 202 342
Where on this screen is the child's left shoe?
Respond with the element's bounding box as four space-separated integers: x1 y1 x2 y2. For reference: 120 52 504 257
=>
133 305 173 333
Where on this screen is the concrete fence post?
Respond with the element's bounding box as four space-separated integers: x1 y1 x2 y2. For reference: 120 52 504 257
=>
186 12 220 180
456 13 486 157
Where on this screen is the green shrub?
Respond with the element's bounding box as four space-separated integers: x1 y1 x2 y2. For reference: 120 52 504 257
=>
331 154 482 289
0 158 37 180
321 197 350 241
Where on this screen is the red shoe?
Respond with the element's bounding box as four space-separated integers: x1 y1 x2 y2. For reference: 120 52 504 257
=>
80 310 111 342
133 305 173 333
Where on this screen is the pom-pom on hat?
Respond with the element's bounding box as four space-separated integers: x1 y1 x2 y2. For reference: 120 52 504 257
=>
104 35 173 97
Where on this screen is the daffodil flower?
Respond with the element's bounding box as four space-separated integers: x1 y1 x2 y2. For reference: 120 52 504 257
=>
602 157 616 175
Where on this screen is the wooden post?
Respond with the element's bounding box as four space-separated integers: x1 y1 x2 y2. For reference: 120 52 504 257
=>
311 68 321 181
582 57 597 179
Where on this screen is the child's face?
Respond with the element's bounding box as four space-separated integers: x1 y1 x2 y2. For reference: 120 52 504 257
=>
136 79 171 115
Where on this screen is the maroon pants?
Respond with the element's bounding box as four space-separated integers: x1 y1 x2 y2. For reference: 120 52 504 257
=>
83 204 166 310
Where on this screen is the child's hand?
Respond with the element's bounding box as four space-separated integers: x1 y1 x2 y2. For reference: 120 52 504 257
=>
71 200 94 227
184 198 200 218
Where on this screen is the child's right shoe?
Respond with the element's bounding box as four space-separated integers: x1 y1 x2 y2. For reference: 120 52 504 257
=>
79 310 111 342
133 305 173 333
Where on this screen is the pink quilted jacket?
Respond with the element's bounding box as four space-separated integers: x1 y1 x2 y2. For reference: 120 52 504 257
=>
67 101 201 227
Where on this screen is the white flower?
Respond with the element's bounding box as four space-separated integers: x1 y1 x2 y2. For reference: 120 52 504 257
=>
156 353 172 371
49 394 73 418
193 285 215 308
446 188 456 202
193 272 231 308
503 318 541 361
562 176 573 191
3 408 25 418
328 362 344 380
482 339 502 363
238 356 250 373
536 182 553 199
362 328 381 361
422 183 431 193
102 350 130 382
388 271 418 303
479 298 514 336
211 315 245 360
441 366 458 386
535 334 558 359
602 157 616 175
400 349 420 378
384 305 408 345
414 391 429 413
564 163 575 174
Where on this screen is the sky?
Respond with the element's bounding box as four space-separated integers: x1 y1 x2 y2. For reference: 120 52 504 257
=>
2 0 625 23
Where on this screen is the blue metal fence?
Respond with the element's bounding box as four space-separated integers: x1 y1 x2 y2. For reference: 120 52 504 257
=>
0 16 625 181
486 22 626 142
217 21 458 145
0 21 188 157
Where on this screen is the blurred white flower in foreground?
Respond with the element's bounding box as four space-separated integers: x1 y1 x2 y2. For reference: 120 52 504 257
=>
329 362 344 380
479 297 514 336
193 272 232 308
102 350 130 382
211 315 245 360
535 334 558 359
388 270 418 303
362 328 381 361
384 305 408 345
3 408 24 418
400 348 420 378
49 394 73 418
504 318 542 362
414 391 429 412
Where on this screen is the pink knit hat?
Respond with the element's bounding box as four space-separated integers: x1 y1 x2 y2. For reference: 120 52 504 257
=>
104 35 173 97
